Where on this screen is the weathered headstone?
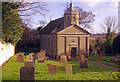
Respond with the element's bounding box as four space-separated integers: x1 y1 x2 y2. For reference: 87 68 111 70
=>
20 67 35 80
80 55 88 68
67 56 72 62
24 60 35 68
60 55 67 64
16 53 24 63
38 52 46 63
28 53 35 60
48 64 57 74
33 54 38 60
65 64 72 74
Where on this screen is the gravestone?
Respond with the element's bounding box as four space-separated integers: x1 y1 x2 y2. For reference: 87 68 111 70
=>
33 54 38 60
67 56 72 62
20 67 35 80
24 60 35 68
38 52 45 63
65 64 72 74
48 64 57 74
80 55 88 68
16 53 24 63
75 56 79 62
60 55 67 64
28 53 35 60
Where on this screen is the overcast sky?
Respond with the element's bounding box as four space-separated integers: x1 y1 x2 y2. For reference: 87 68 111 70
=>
22 0 119 34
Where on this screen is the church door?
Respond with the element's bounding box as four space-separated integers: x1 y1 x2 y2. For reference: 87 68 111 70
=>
71 47 76 57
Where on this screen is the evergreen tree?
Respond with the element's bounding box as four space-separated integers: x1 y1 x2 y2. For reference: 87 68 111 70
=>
2 2 24 44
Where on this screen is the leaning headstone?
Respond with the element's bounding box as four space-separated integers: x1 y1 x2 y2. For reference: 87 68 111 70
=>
80 55 88 68
48 64 57 74
24 60 35 68
60 55 67 64
20 67 35 80
67 56 72 62
16 53 24 63
65 64 72 74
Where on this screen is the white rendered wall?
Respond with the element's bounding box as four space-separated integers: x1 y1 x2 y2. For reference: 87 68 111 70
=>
0 42 14 66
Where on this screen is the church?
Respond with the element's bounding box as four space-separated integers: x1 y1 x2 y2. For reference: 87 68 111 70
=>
40 2 90 58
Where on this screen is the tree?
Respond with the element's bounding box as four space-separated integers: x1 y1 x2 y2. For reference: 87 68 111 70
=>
103 28 114 56
16 26 40 52
2 2 24 44
100 16 118 33
18 1 48 27
75 7 95 30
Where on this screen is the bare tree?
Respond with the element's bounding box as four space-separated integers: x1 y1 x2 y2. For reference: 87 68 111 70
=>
100 16 118 33
75 7 95 29
38 20 47 27
12 1 48 28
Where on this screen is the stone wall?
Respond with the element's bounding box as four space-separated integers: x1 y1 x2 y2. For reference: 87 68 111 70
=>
0 42 14 66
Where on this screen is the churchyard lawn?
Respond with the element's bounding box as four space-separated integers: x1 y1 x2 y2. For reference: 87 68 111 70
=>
2 55 120 80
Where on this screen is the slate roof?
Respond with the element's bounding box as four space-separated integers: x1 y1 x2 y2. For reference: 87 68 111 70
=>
40 17 64 34
40 17 90 35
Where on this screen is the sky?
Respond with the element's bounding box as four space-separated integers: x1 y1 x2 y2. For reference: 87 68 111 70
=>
21 0 119 34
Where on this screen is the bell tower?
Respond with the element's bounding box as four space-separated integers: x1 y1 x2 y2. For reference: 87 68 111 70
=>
64 1 79 27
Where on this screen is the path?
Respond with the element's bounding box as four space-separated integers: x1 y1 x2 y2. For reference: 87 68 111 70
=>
91 61 120 71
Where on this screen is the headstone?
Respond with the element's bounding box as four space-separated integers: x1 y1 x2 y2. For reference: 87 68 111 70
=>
20 67 35 80
24 60 35 68
80 55 88 68
33 54 38 60
16 53 24 62
60 55 67 64
67 56 72 62
75 56 79 62
38 51 46 62
65 64 72 74
28 53 35 60
48 64 57 74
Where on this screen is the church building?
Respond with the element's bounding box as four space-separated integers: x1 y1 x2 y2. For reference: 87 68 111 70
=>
40 2 90 58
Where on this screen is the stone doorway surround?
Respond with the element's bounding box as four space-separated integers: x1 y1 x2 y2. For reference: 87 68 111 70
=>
68 44 78 57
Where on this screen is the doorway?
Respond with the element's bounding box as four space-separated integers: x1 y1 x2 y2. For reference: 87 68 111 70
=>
71 47 76 57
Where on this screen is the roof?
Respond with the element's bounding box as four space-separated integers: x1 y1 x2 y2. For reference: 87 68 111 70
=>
40 17 91 35
40 17 64 34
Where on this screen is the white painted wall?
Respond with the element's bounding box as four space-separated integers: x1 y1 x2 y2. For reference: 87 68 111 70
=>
0 42 14 66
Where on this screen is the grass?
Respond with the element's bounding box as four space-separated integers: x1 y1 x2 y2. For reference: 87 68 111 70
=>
1 55 120 81
89 55 120 68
